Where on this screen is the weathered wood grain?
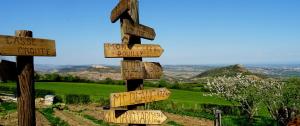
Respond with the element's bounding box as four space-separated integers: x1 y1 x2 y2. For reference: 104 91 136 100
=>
121 61 162 80
110 88 170 108
15 30 36 126
123 20 156 40
104 110 167 124
104 43 163 58
111 0 130 23
0 35 56 56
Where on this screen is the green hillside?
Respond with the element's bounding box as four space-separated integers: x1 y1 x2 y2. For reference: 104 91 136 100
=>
194 64 266 78
0 82 232 107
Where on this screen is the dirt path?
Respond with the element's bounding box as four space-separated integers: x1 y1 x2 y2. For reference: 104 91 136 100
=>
0 112 18 126
68 104 106 121
164 112 214 126
54 109 98 126
68 104 213 126
0 111 50 126
36 111 51 126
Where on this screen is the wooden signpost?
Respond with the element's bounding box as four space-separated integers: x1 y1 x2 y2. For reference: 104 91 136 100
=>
123 20 156 40
111 0 130 23
121 61 163 80
110 88 170 107
104 110 167 124
104 43 163 58
0 30 56 126
0 35 56 56
104 0 168 125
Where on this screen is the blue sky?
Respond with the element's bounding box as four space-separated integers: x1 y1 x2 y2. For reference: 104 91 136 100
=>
0 0 299 65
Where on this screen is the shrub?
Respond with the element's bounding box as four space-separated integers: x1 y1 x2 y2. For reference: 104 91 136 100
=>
65 94 91 104
39 107 69 126
53 95 63 103
98 97 110 106
83 114 110 126
0 86 10 92
147 100 215 120
35 89 55 98
158 79 168 87
0 86 16 95
0 102 17 111
201 103 243 116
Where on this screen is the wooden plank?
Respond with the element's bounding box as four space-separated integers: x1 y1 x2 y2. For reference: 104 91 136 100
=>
123 20 156 40
121 61 162 80
111 0 130 23
104 110 167 124
110 88 170 107
0 35 56 56
104 43 163 58
121 60 143 80
144 62 163 79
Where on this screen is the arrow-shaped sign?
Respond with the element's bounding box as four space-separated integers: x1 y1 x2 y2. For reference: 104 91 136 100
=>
0 35 56 56
104 43 163 58
121 61 162 80
110 88 170 108
104 110 167 124
111 0 130 23
123 20 156 40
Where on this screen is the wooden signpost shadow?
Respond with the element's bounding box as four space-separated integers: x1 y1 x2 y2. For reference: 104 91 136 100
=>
104 0 170 125
0 30 56 126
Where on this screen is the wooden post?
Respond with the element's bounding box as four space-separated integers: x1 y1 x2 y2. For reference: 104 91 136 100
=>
121 0 144 126
214 109 222 126
121 0 143 106
15 30 36 126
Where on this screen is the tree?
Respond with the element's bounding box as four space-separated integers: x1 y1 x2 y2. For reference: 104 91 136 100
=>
258 77 300 126
207 75 300 126
207 74 263 123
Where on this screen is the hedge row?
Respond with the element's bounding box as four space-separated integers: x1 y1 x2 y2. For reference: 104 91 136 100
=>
147 100 244 120
65 94 91 104
0 86 54 98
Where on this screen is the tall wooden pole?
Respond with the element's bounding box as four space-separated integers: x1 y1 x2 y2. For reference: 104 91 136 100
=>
121 0 143 105
16 30 36 126
121 0 145 126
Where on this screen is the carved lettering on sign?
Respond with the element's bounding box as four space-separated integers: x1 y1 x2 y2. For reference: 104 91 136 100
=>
123 20 156 40
104 43 163 58
121 61 162 80
104 110 167 124
110 88 170 107
0 35 56 56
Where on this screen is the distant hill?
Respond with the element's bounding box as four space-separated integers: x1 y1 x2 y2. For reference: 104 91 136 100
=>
194 64 267 78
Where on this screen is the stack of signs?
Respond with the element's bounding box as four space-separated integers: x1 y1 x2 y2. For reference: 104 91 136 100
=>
103 0 170 125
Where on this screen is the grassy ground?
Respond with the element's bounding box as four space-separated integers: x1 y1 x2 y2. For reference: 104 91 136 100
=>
1 82 275 125
1 82 231 107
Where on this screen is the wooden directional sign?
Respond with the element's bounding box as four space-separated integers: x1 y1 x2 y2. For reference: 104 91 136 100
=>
123 20 156 40
111 0 130 23
104 110 167 124
121 60 162 80
104 43 163 58
0 35 56 56
110 88 170 108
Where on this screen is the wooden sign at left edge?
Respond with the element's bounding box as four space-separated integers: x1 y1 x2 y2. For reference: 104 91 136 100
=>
0 35 56 56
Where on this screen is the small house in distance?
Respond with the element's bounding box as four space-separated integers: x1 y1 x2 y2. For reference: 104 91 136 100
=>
0 60 17 82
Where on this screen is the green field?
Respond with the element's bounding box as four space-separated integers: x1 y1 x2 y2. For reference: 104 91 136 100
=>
0 82 232 107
